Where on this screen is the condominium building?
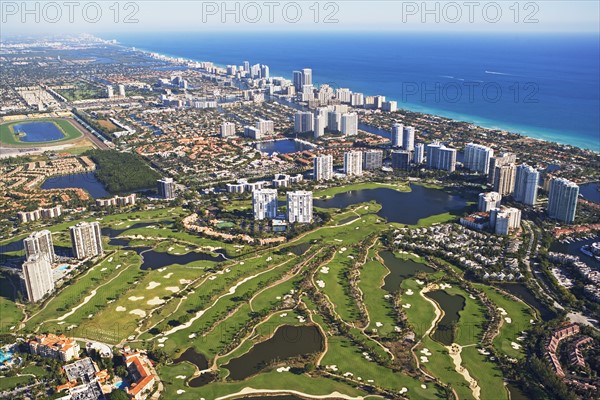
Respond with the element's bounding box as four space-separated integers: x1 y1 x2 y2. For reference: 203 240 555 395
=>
363 150 384 171
243 126 261 139
314 114 326 138
478 192 502 212
344 151 363 176
23 230 55 263
341 113 358 136
488 152 516 184
493 164 517 196
413 143 425 164
464 143 494 174
252 189 278 220
96 194 137 208
313 155 333 181
157 177 175 200
70 222 103 260
17 205 62 224
391 150 411 170
22 253 54 302
294 111 314 133
548 178 579 224
391 123 403 147
491 207 522 235
256 119 274 136
402 126 415 151
514 163 539 206
426 142 457 172
327 111 341 132
287 191 313 224
28 334 80 362
220 122 236 138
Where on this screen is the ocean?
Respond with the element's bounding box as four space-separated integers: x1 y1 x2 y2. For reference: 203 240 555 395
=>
113 32 600 151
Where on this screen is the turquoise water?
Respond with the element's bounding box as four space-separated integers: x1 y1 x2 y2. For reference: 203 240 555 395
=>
12 122 65 142
115 32 599 151
114 381 127 389
0 350 13 363
58 265 69 271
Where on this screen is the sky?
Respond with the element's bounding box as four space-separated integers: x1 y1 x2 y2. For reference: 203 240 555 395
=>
1 1 599 36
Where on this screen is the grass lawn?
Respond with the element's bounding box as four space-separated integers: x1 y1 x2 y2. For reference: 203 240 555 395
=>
313 181 410 199
0 273 23 333
0 118 83 146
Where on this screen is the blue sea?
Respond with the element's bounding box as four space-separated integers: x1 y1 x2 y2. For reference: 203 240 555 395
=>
114 32 599 151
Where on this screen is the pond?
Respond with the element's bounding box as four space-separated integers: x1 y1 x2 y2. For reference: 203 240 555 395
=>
223 325 324 381
380 251 435 292
255 139 316 155
497 283 555 322
313 184 468 225
41 172 110 198
12 121 65 142
173 348 214 387
579 182 600 204
425 290 465 346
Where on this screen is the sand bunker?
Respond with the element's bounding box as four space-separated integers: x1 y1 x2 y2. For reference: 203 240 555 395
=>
116 306 127 312
165 286 179 293
163 272 173 279
128 296 144 301
405 289 414 295
147 297 165 306
129 309 146 318
146 281 161 290
316 280 325 288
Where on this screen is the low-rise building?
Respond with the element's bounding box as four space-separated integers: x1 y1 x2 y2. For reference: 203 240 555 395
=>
28 334 80 362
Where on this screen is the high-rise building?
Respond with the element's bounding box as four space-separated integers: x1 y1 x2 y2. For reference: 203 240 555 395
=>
294 111 314 133
252 189 278 220
363 150 384 171
426 142 456 172
244 126 261 139
256 119 274 136
314 114 326 138
464 143 494 174
301 68 312 87
391 123 403 147
220 122 236 138
157 177 176 200
293 71 303 91
491 207 522 235
106 85 114 98
287 191 313 223
402 126 415 151
548 178 579 224
413 143 425 164
514 163 539 206
118 84 126 97
391 150 411 170
344 151 363 176
260 64 270 79
327 111 341 132
70 222 104 260
313 155 333 181
243 61 250 73
488 153 516 184
493 164 517 196
382 100 397 112
341 113 358 136
22 254 54 302
478 192 502 212
351 92 364 106
23 230 55 263
336 88 352 103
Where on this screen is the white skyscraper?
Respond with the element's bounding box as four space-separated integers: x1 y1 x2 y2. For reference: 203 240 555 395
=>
426 142 456 172
341 113 358 136
391 123 403 147
302 68 312 87
23 230 55 263
548 178 579 224
118 84 126 97
478 192 502 212
464 143 494 174
70 222 104 260
351 92 364 106
363 150 384 171
327 111 341 132
252 189 278 220
220 122 236 138
402 126 415 151
314 114 326 138
157 177 176 199
22 254 54 302
413 143 425 164
294 111 314 133
492 207 522 235
344 151 363 176
514 164 539 206
106 85 114 98
336 88 352 103
256 119 274 136
313 155 333 181
287 191 313 223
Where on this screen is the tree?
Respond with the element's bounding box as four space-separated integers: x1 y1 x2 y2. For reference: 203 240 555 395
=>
108 389 130 400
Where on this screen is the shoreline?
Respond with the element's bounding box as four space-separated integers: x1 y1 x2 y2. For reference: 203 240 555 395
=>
112 39 599 153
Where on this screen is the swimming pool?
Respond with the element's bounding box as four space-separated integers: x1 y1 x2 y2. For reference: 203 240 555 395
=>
0 349 13 364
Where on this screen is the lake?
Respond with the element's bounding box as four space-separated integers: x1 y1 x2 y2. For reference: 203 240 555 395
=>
313 184 468 225
380 251 435 292
425 290 465 346
12 121 65 142
41 172 110 198
223 325 324 380
579 182 600 204
497 283 555 322
255 139 315 155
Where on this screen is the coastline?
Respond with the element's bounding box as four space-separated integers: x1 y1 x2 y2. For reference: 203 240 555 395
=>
114 40 598 153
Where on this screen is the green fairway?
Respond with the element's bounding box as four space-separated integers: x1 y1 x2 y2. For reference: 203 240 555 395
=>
0 118 83 146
